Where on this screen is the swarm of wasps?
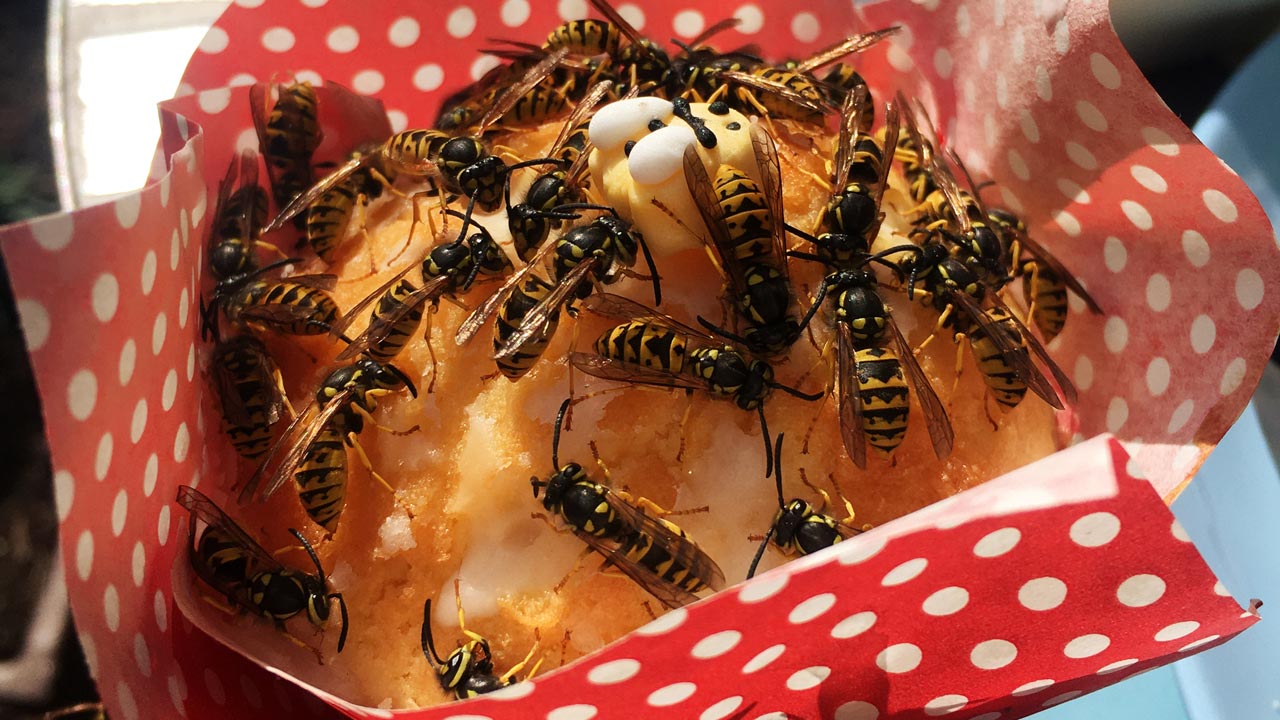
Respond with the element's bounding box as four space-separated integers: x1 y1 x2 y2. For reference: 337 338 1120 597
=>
184 0 1101 698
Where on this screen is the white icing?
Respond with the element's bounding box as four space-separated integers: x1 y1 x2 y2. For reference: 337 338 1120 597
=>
629 125 698 185
588 97 674 151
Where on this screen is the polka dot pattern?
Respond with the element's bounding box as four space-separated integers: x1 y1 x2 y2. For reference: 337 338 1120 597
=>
1 0 1272 718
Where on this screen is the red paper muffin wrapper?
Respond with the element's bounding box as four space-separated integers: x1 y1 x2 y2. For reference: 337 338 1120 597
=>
2 0 1277 718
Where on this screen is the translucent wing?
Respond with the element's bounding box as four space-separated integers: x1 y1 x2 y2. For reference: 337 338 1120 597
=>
873 101 901 210
335 274 453 363
587 0 647 47
476 46 571 133
836 321 868 469
579 292 718 342
493 256 598 359
950 290 1064 409
600 490 727 601
683 145 749 298
885 315 953 461
929 155 972 235
548 80 613 157
1017 232 1105 315
718 70 829 115
455 228 563 345
239 382 360 503
263 154 370 234
327 250 429 341
212 336 285 428
278 272 338 291
791 27 900 73
568 352 709 393
210 152 238 243
833 84 868 187
749 124 789 284
574 530 699 609
984 291 1078 406
686 17 742 49
177 486 282 572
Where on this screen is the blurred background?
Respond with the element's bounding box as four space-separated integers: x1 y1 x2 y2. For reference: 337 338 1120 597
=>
0 0 1277 718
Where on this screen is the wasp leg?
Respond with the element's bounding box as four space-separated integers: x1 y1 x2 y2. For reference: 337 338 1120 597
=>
273 365 297 420
983 391 1000 431
274 619 325 664
952 330 968 398
914 302 953 355
350 401 419 436
1023 260 1041 329
799 338 835 454
422 305 439 394
346 431 415 518
499 638 542 684
253 240 289 261
200 593 239 617
675 391 695 465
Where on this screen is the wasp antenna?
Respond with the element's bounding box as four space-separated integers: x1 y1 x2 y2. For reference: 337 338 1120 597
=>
421 599 446 667
636 233 662 306
792 275 834 336
783 221 819 244
530 476 547 498
290 528 327 581
695 315 750 346
786 248 836 267
332 592 350 653
745 524 778 580
552 397 573 470
773 433 787 506
385 363 419 399
758 405 773 479
771 380 825 402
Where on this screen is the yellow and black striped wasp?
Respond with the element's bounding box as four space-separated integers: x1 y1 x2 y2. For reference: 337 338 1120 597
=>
782 27 899 115
506 80 615 262
745 435 868 579
238 357 419 533
202 256 342 342
567 293 824 475
176 486 349 657
420 581 540 700
264 49 573 236
683 123 800 356
251 80 322 231
304 145 400 264
532 398 727 608
207 149 277 283
211 335 291 460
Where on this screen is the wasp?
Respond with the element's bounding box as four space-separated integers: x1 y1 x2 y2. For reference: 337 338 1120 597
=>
211 335 291 460
238 357 419 533
486 204 661 365
265 50 572 235
202 257 342 342
745 435 868 579
532 398 727 608
567 293 823 475
251 80 322 229
420 581 540 700
787 243 954 467
304 146 400 264
683 124 800 355
208 150 278 281
782 28 899 114
176 486 349 656
506 80 614 262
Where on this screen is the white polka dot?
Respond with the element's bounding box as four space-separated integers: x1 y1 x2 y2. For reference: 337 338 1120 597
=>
323 25 359 53
197 87 232 115
970 639 1017 670
636 607 687 635
1035 65 1052 101
1145 273 1172 311
742 644 786 673
1013 678 1055 696
692 630 742 659
153 591 168 632
1142 126 1179 155
984 114 997 149
129 631 152 679
186 343 196 381
1181 229 1210 267
411 63 445 92
587 658 640 685
104 584 120 631
1102 236 1126 272
200 26 229 54
1056 177 1089 204
557 0 587 20
961 78 976 110
740 573 788 602
497 0 530 26
89 434 113 483
1070 512 1120 547
675 8 706 37
1153 621 1200 642
887 44 914 72
1064 633 1110 658
129 541 146 588
140 453 158 498
834 701 879 720
446 8 476 38
1019 577 1067 610
1121 200 1152 230
1065 142 1098 170
350 69 384 95
1227 269 1263 313
1097 658 1138 674
546 705 596 720
789 593 836 624
1129 165 1167 193
294 69 323 87
174 423 191 463
1000 185 1024 214
111 489 129 536
130 399 148 444
786 666 830 691
1106 397 1129 433
1075 100 1108 132
300 0 327 6
882 558 927 585
1006 149 1030 181
169 229 180 270
152 312 167 355
54 470 74 521
1220 357 1247 396
226 73 256 88
733 4 764 34
933 48 953 78
1052 16 1070 52
159 370 179 412
387 16 420 47
1168 519 1190 543
1168 399 1195 434
387 109 408 133
954 4 972 35
922 587 969 616
1180 635 1221 652
488 681 535 701
1053 209 1081 237
1012 110 1040 145
831 611 877 639
701 696 744 720
261 27 295 52
789 11 820 42
76 530 94 580
924 694 968 715
67 369 97 421
114 193 141 230
1090 52 1122 89
16 299 49 351
876 643 922 673
1190 315 1216 354
1117 574 1166 607
974 528 1020 557
204 668 226 706
1202 189 1238 222
1070 356 1094 392
116 681 139 720
1144 357 1170 396
178 288 190 330
1044 691 1083 707
31 214 74 252
1104 316 1128 353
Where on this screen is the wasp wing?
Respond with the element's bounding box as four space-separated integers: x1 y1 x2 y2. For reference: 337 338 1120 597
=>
263 154 371 235
568 352 710 393
240 382 359 503
327 251 429 342
335 274 453 363
833 84 867 188
684 144 750 299
886 314 953 461
873 101 901 212
984 291 1078 406
792 27 900 73
574 530 700 609
750 124 790 284
177 486 282 571
494 256 597 360
718 70 829 116
587 0 647 47
548 80 613 157
579 292 720 342
455 227 564 345
211 336 285 428
950 291 1063 410
836 321 868 469
1017 232 1104 315
476 46 570 133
